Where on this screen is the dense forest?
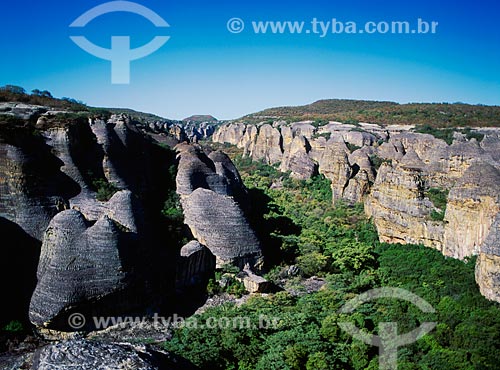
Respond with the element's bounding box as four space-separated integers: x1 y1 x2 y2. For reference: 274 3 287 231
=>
163 144 500 370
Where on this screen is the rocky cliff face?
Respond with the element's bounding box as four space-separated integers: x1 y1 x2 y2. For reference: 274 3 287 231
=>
213 122 500 302
0 111 184 334
175 143 263 270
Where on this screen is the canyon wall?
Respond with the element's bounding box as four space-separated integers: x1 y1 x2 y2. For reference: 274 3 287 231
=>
213 121 500 302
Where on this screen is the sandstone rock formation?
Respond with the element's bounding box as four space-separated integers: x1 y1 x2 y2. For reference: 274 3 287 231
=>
213 121 383 204
182 188 263 269
0 112 187 335
31 339 195 370
176 240 216 290
29 194 147 331
250 124 283 164
213 121 500 302
365 163 444 248
476 213 500 302
443 163 500 259
280 135 316 180
236 266 274 293
176 144 263 270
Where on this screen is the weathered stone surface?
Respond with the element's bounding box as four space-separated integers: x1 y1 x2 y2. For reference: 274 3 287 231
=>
365 163 444 248
250 124 283 164
176 241 215 290
0 135 78 240
212 122 246 146
476 213 500 302
377 141 405 161
291 122 315 138
0 102 48 119
481 133 500 162
89 118 129 189
241 124 258 156
475 253 500 304
280 126 294 153
176 144 263 270
342 130 377 147
343 170 371 204
182 188 263 269
208 149 245 198
28 208 144 330
443 163 500 259
280 135 316 179
32 340 194 370
236 267 273 293
176 144 234 197
318 142 351 203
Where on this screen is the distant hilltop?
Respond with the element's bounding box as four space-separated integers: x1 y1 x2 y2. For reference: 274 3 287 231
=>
183 115 218 123
242 99 500 128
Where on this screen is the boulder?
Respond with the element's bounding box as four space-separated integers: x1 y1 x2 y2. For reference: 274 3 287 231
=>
176 241 215 290
236 268 274 293
29 207 145 331
181 188 263 269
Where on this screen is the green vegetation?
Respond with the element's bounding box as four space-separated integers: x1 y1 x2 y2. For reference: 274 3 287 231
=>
162 188 183 223
92 179 120 202
415 126 485 145
415 125 455 145
311 132 331 140
462 128 485 142
0 85 87 111
426 188 449 222
242 99 500 128
2 320 24 333
163 151 500 369
345 142 362 153
369 154 391 172
207 264 247 297
312 118 329 128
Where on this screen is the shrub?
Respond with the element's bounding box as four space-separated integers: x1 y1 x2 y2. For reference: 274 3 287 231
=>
346 142 361 153
296 252 329 277
162 190 183 222
426 187 448 221
93 179 119 201
430 210 446 221
2 320 24 333
415 125 454 145
461 128 484 142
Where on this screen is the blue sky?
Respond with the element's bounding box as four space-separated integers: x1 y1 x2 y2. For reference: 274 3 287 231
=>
1 0 499 119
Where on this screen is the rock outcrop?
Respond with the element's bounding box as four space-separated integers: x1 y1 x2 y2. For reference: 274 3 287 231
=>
176 144 263 270
443 163 500 259
29 191 147 331
0 112 187 335
365 163 444 248
182 188 263 269
176 241 216 290
236 266 274 293
32 340 195 370
213 121 382 204
249 124 283 164
476 213 500 302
